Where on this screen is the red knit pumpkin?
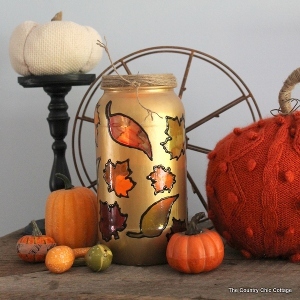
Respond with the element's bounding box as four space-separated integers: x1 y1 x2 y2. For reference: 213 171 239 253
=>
206 68 300 262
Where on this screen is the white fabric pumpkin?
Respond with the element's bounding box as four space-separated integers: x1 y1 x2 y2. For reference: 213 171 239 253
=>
9 15 103 76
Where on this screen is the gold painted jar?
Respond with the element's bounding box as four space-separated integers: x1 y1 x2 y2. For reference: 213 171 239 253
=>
94 74 187 265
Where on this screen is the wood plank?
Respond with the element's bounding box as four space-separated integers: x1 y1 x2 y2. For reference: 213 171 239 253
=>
0 229 299 299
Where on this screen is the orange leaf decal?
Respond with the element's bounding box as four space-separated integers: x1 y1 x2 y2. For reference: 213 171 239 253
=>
146 165 176 195
160 115 185 160
106 101 153 160
103 159 136 198
126 194 179 238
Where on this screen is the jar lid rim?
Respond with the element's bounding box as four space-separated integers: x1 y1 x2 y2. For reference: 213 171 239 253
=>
101 73 177 88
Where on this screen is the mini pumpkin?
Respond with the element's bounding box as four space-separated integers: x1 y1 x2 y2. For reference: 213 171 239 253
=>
166 213 224 274
206 67 300 262
9 11 103 76
45 173 98 249
17 220 56 263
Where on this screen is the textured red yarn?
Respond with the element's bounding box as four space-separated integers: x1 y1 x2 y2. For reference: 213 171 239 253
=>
206 113 300 261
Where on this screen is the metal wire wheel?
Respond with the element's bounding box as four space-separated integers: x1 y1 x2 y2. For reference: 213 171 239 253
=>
72 46 261 213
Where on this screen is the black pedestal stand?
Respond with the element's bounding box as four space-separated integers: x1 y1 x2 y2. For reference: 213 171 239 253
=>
18 74 95 233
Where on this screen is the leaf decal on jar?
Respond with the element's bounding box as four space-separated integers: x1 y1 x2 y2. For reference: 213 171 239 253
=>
126 194 179 238
160 115 185 160
99 201 128 242
103 159 136 198
146 165 176 195
106 101 153 160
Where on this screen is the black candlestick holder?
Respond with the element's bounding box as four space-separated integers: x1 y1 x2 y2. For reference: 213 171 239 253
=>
19 74 95 235
18 74 95 191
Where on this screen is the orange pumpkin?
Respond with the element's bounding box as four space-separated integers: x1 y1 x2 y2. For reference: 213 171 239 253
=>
45 173 98 248
206 68 300 261
17 220 56 262
166 212 224 273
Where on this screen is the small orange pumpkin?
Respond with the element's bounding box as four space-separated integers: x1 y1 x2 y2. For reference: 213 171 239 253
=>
45 173 98 248
17 220 56 262
166 212 224 274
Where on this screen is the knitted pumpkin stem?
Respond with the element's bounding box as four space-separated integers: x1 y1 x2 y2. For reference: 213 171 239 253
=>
278 67 300 114
185 212 206 235
31 220 43 236
55 173 74 190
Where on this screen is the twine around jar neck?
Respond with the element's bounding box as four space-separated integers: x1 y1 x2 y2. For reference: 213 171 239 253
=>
101 74 177 89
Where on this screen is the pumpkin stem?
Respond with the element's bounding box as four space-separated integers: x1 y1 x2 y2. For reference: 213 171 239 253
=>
55 173 74 190
31 220 43 236
185 212 206 235
51 11 62 21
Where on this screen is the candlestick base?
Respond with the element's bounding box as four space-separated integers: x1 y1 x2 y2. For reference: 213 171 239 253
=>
18 74 95 191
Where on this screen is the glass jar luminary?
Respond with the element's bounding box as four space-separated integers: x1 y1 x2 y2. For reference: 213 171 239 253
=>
94 73 187 265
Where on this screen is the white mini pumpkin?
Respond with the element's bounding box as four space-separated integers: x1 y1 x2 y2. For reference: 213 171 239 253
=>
9 12 103 76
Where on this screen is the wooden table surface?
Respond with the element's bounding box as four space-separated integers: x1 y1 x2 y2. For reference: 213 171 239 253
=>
0 229 299 300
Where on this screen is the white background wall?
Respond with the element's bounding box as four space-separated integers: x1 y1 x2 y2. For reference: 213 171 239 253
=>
1 0 300 237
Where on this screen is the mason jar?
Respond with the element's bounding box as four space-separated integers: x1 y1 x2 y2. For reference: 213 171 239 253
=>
94 73 187 265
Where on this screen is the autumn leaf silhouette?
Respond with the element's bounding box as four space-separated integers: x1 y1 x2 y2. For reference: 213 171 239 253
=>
99 201 128 242
103 159 136 198
160 115 185 160
106 101 153 160
146 165 176 195
126 194 179 238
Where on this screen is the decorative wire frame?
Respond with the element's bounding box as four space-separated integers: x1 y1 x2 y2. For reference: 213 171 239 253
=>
72 46 262 213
